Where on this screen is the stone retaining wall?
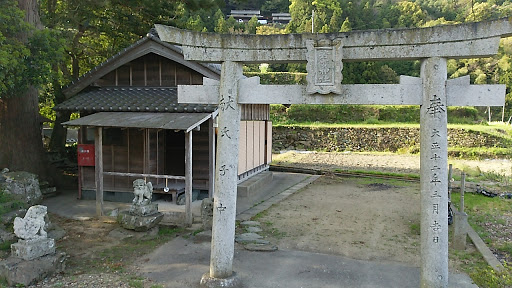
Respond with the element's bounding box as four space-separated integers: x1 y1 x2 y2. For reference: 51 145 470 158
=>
272 126 511 154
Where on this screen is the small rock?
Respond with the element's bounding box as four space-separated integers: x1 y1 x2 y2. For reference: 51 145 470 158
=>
246 226 262 233
47 225 66 241
244 243 278 252
235 233 263 244
108 228 134 240
108 208 119 217
0 228 16 243
251 239 270 245
1 209 26 225
240 221 261 227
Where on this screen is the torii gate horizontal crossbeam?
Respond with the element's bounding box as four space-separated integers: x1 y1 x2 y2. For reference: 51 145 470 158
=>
179 76 505 106
155 17 512 62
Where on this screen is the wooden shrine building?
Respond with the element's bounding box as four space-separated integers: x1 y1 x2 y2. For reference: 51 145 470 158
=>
55 32 272 218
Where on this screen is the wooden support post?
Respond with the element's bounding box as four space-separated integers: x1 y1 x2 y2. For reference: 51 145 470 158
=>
94 127 104 216
185 131 193 226
460 172 466 213
453 172 468 250
208 116 216 198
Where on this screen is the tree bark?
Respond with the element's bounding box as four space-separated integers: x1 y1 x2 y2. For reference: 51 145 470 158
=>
0 0 51 181
0 87 49 179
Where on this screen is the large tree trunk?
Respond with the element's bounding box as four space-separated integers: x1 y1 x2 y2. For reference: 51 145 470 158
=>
0 88 49 179
0 0 51 181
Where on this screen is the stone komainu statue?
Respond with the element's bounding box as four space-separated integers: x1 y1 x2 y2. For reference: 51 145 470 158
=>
132 179 153 205
13 205 48 241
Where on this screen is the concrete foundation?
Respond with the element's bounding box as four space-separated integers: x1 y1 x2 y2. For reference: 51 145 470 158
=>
453 212 468 250
237 171 273 198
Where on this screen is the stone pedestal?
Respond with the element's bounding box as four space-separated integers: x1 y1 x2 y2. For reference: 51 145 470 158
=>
129 203 158 216
11 238 55 261
119 204 163 232
453 212 468 250
0 252 66 287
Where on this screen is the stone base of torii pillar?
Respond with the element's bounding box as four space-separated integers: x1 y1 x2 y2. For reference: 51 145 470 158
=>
200 272 242 288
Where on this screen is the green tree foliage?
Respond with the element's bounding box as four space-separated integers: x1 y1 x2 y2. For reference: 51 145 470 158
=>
339 17 352 32
0 0 64 98
288 0 314 33
186 15 206 31
396 1 426 27
261 0 290 14
246 16 260 34
215 9 229 33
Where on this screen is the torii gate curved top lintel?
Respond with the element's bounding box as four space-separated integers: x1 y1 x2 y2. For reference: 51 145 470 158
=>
154 18 512 288
155 17 512 62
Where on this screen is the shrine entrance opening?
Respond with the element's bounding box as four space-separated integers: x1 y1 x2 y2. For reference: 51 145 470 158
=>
155 18 512 287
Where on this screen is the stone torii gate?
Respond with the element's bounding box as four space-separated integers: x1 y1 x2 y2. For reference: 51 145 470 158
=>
155 17 512 288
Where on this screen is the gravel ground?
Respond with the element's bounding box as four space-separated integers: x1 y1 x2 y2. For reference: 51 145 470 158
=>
29 274 134 288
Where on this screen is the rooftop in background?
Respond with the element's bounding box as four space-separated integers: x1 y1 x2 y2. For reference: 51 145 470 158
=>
61 32 221 98
272 13 291 24
54 87 217 113
229 10 264 22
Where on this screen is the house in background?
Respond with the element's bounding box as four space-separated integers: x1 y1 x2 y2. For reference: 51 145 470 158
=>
228 10 266 24
271 13 291 25
54 32 272 220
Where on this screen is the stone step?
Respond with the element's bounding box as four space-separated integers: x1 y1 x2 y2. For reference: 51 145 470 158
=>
41 187 57 198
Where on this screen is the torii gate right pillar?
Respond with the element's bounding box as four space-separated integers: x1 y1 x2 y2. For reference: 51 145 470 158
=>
420 57 449 287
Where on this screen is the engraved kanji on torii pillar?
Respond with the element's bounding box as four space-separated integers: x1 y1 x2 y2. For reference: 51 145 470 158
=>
155 17 512 288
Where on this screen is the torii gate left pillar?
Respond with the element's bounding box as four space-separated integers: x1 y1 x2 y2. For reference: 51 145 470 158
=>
155 17 512 288
200 61 244 287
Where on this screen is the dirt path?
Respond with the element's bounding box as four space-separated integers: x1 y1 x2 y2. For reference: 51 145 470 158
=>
256 175 470 271
255 151 511 270
258 176 422 265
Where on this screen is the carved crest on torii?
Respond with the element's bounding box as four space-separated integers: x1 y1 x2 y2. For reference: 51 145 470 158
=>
306 39 343 95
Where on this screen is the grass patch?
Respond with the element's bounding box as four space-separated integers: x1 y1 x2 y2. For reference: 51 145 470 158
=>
450 191 512 285
0 191 26 215
0 240 15 251
409 222 420 235
251 209 269 221
270 104 505 126
469 263 512 288
66 226 184 275
451 192 511 215
333 168 420 180
158 226 184 236
128 277 145 288
449 147 512 160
